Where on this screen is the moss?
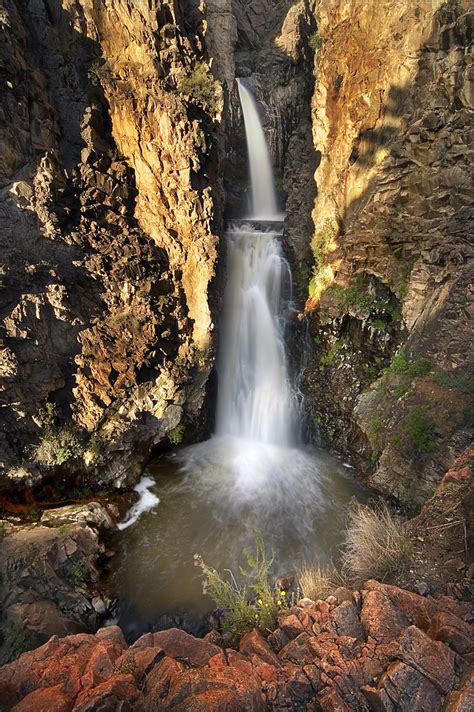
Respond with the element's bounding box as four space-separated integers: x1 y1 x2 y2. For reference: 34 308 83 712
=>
1 621 33 660
367 416 384 455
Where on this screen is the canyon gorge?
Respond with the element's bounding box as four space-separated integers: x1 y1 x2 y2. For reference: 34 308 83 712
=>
0 0 473 710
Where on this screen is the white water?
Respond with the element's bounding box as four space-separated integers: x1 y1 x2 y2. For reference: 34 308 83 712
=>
215 225 296 445
175 81 315 499
237 79 279 220
117 476 160 530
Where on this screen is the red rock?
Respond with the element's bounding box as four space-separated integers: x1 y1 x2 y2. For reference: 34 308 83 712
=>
169 687 251 711
239 629 280 667
360 590 410 643
11 684 72 712
73 673 140 711
114 646 164 682
132 628 220 667
267 628 289 652
161 665 264 711
362 660 442 711
318 688 350 711
278 613 305 639
362 580 439 631
331 600 365 642
279 632 313 665
427 610 474 655
393 625 457 693
444 669 474 711
283 662 314 702
143 655 186 708
303 663 322 692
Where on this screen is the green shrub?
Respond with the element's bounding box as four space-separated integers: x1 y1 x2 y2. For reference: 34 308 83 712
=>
168 423 185 445
308 32 323 50
342 502 412 584
404 407 437 453
33 429 84 467
195 536 285 641
177 62 222 116
1 620 32 661
66 560 88 588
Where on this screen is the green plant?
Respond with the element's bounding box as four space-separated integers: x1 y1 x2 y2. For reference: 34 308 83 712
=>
320 337 349 367
177 62 222 116
1 620 32 661
168 423 185 445
117 654 138 676
367 416 384 454
66 560 88 588
296 562 344 601
342 502 412 584
434 370 473 395
33 428 84 467
195 535 285 640
404 407 437 453
308 32 323 50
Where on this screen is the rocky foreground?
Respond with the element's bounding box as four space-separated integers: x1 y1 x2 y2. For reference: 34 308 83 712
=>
0 576 472 712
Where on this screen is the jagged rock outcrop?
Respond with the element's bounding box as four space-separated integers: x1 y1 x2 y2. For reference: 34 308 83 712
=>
301 0 474 506
0 578 471 711
0 0 223 490
0 501 117 664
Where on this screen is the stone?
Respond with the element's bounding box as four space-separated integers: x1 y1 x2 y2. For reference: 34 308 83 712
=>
393 625 457 693
11 684 72 712
360 590 410 644
362 661 443 711
239 629 280 667
332 600 365 642
132 628 220 667
278 613 305 639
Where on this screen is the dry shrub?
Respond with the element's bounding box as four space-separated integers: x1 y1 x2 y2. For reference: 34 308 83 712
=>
342 502 412 584
297 562 345 601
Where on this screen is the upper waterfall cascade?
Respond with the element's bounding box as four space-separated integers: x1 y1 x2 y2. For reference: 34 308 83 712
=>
236 79 279 220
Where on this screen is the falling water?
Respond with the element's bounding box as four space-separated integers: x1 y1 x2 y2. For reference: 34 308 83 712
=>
237 79 279 219
113 81 366 636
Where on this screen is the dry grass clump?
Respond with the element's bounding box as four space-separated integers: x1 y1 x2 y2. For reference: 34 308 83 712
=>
342 502 412 584
297 562 345 601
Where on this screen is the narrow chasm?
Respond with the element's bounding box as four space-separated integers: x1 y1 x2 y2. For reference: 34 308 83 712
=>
0 2 472 710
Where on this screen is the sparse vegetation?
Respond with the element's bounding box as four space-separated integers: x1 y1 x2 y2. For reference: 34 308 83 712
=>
66 560 88 588
177 62 222 116
1 620 32 661
30 402 84 467
434 369 473 395
404 407 437 453
33 428 84 467
320 337 349 366
195 536 286 641
342 502 412 584
297 562 344 601
367 416 384 455
168 423 185 445
308 32 323 50
378 351 432 395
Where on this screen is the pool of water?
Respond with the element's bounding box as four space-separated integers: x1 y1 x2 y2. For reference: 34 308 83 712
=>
112 438 367 641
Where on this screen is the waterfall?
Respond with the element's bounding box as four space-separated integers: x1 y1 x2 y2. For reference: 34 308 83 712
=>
237 79 279 219
215 226 296 445
176 80 316 499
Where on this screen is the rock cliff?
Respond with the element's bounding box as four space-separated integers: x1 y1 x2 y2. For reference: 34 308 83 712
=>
301 0 474 506
0 0 224 491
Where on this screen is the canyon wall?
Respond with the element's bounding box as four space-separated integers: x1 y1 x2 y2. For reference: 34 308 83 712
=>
0 0 224 491
301 0 473 506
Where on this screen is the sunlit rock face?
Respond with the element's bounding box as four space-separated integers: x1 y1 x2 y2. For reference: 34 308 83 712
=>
0 0 223 487
301 0 474 505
